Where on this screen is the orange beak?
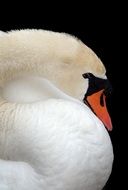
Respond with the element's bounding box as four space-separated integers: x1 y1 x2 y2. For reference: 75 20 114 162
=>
86 90 112 131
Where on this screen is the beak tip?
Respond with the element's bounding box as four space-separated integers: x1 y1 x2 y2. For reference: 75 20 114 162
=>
104 119 113 131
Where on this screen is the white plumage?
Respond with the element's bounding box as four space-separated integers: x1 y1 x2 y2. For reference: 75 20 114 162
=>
0 30 113 190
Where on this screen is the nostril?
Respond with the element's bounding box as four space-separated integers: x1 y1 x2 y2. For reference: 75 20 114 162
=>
100 93 104 107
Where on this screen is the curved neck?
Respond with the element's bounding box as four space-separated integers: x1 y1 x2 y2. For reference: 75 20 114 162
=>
0 75 80 104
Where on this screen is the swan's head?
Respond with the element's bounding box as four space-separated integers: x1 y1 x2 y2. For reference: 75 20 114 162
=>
0 29 112 130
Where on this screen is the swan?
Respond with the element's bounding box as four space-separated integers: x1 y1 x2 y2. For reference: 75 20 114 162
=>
0 29 113 190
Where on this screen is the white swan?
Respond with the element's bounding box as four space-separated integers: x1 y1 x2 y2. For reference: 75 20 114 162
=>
0 30 113 190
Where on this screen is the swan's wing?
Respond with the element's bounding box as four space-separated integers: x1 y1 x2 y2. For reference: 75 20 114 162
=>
0 160 44 190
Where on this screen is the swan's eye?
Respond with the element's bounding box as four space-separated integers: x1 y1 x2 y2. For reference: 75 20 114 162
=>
82 73 93 79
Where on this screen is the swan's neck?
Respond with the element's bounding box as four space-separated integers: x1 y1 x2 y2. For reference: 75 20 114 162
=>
0 75 80 104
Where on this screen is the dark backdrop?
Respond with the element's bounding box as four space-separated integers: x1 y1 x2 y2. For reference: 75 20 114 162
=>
0 6 125 189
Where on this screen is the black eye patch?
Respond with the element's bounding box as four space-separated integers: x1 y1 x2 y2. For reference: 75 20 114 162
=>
82 73 112 97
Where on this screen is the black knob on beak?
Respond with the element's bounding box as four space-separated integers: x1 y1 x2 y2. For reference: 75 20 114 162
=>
82 72 112 97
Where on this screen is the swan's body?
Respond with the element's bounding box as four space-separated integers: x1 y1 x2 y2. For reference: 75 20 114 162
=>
0 30 113 190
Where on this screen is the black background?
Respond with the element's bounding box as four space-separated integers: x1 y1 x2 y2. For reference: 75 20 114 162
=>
0 3 125 189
